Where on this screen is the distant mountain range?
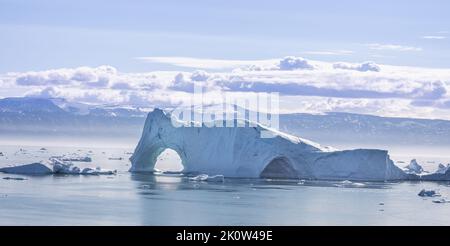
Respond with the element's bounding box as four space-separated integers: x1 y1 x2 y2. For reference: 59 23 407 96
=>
0 97 147 140
280 112 450 146
1 97 450 147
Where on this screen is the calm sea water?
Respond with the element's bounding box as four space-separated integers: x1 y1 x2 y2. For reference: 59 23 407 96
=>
1 144 450 225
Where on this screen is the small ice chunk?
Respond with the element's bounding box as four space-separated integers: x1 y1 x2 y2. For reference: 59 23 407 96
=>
53 162 80 174
81 167 117 175
404 159 424 174
206 175 225 182
3 177 27 181
0 152 4 156
60 156 92 162
80 167 117 175
189 174 225 182
418 189 441 197
0 163 53 175
93 169 117 175
81 167 96 174
189 174 209 182
432 199 448 204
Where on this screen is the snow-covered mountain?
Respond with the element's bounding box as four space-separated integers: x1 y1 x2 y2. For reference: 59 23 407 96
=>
0 97 147 140
2 97 450 147
279 112 450 146
0 97 150 117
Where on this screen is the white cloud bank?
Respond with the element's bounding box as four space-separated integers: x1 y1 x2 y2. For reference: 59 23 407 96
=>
422 36 446 40
2 56 450 120
333 61 381 72
366 43 423 52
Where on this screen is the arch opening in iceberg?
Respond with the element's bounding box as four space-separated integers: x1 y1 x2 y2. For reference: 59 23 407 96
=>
154 148 184 172
260 157 299 179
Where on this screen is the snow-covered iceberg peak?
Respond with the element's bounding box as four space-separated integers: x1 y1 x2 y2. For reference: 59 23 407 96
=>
130 108 409 181
404 159 424 174
436 163 450 174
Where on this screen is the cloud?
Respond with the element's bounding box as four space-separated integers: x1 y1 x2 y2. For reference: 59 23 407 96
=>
29 86 59 98
333 62 381 72
190 70 210 81
222 80 446 100
4 57 450 120
169 73 195 92
111 82 133 90
16 71 71 86
303 50 353 56
410 81 447 100
366 43 423 52
15 66 117 88
136 56 275 70
136 56 319 71
422 36 446 40
278 56 314 70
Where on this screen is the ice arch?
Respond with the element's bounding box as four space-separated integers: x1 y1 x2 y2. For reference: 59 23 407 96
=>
154 149 184 172
130 109 411 181
260 157 298 179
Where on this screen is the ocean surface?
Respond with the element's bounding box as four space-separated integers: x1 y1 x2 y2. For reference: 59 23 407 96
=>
1 144 450 225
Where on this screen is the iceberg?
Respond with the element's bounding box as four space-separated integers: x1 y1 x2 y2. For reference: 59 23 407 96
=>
404 159 424 174
130 109 418 181
436 164 450 174
0 158 116 176
0 163 53 175
418 189 441 197
50 159 116 175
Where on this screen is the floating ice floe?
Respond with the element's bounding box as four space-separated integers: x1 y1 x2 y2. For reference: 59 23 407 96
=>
404 159 424 174
0 163 53 175
3 177 27 181
80 167 117 175
0 158 116 176
432 199 449 204
335 180 366 187
0 152 4 157
153 170 184 177
50 158 116 175
51 155 92 162
62 156 92 162
189 174 225 182
418 189 441 197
